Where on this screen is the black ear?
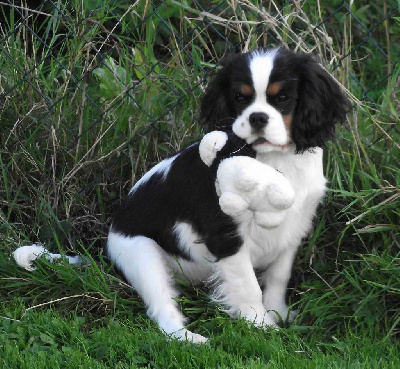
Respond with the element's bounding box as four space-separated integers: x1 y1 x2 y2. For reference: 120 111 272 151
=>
292 54 351 152
200 56 236 132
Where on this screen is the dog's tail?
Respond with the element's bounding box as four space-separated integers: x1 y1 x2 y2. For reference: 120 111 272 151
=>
13 244 83 271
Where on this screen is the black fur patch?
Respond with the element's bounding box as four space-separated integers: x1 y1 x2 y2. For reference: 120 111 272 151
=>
111 134 255 260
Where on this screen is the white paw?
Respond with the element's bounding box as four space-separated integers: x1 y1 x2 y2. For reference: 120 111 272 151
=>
199 131 228 166
237 305 278 330
242 312 279 330
169 329 209 344
286 309 298 323
13 245 47 271
267 306 298 324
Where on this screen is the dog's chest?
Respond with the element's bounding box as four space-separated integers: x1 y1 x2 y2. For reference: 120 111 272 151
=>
240 149 327 269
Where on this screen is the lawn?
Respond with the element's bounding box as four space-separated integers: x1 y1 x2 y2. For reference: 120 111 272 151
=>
0 0 399 367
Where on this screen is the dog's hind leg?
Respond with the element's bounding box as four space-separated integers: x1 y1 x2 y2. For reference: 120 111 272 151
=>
107 232 208 343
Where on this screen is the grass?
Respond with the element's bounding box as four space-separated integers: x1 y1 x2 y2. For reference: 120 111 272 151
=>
1 253 399 368
1 0 399 367
1 310 399 368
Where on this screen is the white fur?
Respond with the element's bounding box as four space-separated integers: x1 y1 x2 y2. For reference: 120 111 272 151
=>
169 222 216 284
13 244 83 271
173 222 216 264
211 247 277 327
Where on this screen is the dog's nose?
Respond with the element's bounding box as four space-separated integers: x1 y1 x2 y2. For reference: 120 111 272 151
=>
249 112 269 130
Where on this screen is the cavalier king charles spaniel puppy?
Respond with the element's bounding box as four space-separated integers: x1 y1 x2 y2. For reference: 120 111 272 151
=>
13 48 349 344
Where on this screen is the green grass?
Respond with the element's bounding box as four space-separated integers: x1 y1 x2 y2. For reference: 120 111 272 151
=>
1 0 399 367
1 310 399 368
1 251 399 368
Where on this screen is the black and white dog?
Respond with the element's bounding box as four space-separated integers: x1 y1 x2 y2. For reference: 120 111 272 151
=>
14 48 349 343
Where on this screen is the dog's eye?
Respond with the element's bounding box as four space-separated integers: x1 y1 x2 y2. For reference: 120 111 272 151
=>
235 93 247 103
276 94 289 103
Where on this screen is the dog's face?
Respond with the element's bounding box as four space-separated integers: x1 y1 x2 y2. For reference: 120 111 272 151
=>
229 49 297 153
200 48 350 153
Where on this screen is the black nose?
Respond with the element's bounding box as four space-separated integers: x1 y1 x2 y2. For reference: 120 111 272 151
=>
249 112 269 130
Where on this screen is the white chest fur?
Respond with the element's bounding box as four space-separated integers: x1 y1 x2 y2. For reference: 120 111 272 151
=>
239 148 327 269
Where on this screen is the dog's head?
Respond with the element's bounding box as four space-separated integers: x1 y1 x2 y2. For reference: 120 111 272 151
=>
200 48 350 153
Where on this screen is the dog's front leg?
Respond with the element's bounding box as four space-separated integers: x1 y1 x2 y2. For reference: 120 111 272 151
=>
261 248 297 323
214 248 277 327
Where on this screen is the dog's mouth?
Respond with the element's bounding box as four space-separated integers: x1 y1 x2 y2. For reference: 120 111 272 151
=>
251 137 291 149
252 137 270 145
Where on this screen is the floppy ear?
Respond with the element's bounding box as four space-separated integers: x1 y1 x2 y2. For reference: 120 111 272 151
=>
200 56 236 132
292 54 351 152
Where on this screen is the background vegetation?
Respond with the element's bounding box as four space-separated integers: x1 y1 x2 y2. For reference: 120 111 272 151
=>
0 0 399 367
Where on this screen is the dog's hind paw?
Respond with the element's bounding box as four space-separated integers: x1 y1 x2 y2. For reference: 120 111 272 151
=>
268 307 298 324
169 329 209 344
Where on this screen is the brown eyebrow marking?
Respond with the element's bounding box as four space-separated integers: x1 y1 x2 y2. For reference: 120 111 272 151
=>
267 82 283 95
240 84 253 96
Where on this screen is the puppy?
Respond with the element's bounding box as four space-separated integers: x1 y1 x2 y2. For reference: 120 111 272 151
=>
13 48 349 344
107 48 349 342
